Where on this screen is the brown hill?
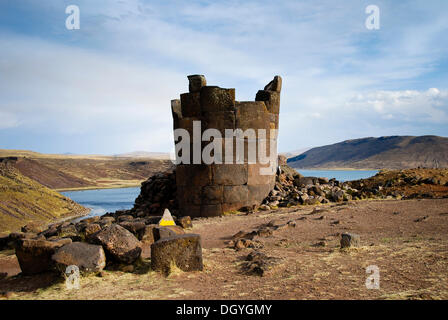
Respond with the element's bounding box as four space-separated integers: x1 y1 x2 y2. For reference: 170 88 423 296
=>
287 135 448 170
0 150 174 191
0 162 88 234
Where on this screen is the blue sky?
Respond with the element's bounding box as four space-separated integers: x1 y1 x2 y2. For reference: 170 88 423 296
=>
0 0 447 154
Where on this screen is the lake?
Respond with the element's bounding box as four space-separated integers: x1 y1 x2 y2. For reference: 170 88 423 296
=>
62 170 378 221
61 187 140 222
296 169 378 182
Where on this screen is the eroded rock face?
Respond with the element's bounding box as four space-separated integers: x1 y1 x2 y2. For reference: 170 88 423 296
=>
172 75 282 217
151 234 203 275
52 242 106 274
90 224 141 264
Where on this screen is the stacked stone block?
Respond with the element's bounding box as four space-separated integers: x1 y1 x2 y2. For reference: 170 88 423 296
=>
171 75 282 217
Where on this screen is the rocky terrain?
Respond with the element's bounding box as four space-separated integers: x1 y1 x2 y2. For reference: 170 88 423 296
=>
0 197 447 300
0 162 88 234
288 135 448 169
1 161 447 300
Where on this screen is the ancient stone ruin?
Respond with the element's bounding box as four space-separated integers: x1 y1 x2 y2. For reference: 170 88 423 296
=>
171 75 282 217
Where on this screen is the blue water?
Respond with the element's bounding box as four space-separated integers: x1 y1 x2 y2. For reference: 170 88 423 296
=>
297 170 378 182
61 170 377 221
61 187 140 221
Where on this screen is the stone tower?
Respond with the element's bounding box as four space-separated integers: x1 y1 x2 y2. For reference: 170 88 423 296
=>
171 75 281 217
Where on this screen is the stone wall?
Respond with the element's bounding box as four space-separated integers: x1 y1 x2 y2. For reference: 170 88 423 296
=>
171 75 282 217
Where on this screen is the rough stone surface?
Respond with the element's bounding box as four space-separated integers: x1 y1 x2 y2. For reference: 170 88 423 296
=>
178 216 193 229
90 224 142 264
151 234 203 275
15 239 71 275
340 233 361 248
21 222 46 234
188 74 207 93
52 242 106 274
84 223 101 237
153 225 185 241
172 75 281 217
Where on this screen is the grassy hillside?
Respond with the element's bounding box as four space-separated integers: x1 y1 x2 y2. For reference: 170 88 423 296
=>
288 135 448 170
0 150 174 191
0 163 88 234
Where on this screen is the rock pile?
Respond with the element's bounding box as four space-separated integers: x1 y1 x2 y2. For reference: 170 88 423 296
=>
261 163 360 210
4 210 199 277
124 159 372 220
132 169 178 216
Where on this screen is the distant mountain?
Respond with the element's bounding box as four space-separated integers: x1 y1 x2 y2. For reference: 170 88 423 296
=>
113 151 171 160
287 135 448 170
280 148 311 159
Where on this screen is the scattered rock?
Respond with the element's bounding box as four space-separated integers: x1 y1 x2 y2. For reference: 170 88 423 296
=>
234 239 254 250
241 250 280 276
84 223 101 239
151 234 203 275
259 204 271 211
414 216 429 223
117 215 134 222
58 225 82 241
340 233 361 248
52 242 106 274
83 216 101 224
313 241 327 247
21 222 46 234
91 224 142 264
119 221 146 235
177 216 193 229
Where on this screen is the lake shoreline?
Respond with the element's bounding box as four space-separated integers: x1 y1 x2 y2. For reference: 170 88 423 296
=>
55 183 143 192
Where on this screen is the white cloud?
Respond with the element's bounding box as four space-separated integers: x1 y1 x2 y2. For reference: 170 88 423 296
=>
346 88 448 124
1 0 448 153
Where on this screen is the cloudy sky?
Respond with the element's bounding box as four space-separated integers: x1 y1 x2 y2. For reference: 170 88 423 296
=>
0 0 447 154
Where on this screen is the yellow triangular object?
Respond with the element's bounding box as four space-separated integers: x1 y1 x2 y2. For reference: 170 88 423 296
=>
159 209 176 226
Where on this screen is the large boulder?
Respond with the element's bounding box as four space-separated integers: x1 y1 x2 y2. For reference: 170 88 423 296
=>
90 224 142 264
15 238 72 275
58 224 83 241
151 234 203 275
52 242 106 274
119 221 146 235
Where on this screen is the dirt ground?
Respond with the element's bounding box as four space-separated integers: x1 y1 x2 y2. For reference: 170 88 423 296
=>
1 198 447 300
